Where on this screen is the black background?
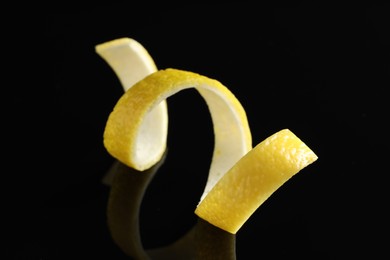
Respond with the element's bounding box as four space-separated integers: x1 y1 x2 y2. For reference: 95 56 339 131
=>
12 3 389 259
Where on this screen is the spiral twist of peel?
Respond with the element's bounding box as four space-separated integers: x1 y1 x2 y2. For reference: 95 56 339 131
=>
96 38 318 236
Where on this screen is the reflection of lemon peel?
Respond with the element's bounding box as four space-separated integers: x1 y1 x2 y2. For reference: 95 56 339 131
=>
195 129 318 234
103 68 252 201
107 154 166 259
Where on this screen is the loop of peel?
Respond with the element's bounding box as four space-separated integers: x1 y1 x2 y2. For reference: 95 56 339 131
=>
103 68 252 202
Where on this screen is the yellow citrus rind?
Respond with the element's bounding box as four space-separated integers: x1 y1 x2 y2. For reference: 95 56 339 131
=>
103 68 252 200
195 129 318 234
97 37 318 238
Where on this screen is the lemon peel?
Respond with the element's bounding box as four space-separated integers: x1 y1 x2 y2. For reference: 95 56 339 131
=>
96 37 318 237
195 129 318 234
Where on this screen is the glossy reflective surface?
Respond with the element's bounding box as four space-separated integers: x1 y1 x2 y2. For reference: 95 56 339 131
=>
105 153 236 259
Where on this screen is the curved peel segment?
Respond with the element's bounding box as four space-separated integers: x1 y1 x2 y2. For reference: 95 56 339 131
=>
95 37 158 90
103 68 252 201
96 38 168 175
195 129 318 234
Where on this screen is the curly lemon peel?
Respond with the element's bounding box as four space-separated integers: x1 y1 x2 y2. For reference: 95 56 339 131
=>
97 37 318 236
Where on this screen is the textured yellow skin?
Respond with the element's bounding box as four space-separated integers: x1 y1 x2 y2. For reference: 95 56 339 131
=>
104 68 252 200
98 38 319 238
195 129 318 234
96 37 168 175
